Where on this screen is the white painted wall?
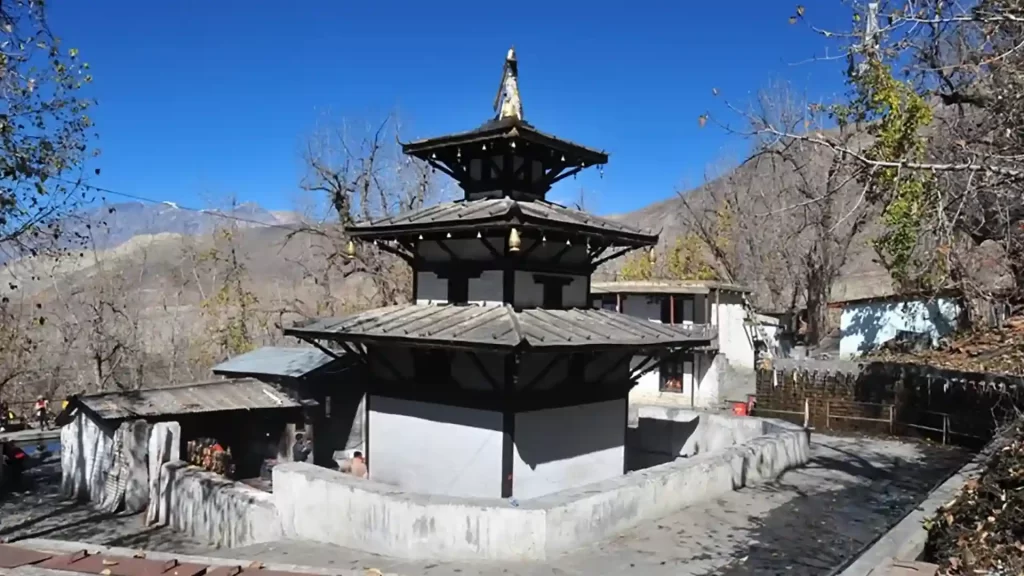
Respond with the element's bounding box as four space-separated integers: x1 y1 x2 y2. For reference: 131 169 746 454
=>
367 396 504 498
716 293 755 371
512 399 626 499
415 270 504 305
628 352 722 409
469 270 503 304
416 271 447 305
60 410 115 501
839 297 962 359
513 271 588 308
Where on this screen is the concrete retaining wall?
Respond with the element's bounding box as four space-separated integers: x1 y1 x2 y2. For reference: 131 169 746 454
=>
273 416 810 561
628 405 766 469
162 461 282 549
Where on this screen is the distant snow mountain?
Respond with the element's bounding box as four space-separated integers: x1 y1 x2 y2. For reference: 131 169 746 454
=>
63 201 302 252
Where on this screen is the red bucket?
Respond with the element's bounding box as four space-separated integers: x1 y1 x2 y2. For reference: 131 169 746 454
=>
732 401 748 417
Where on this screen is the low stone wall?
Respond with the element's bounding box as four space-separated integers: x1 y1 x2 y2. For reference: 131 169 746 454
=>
272 416 810 561
161 461 282 549
629 406 766 469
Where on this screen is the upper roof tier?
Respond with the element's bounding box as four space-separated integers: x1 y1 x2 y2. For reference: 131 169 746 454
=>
400 48 608 202
346 197 657 250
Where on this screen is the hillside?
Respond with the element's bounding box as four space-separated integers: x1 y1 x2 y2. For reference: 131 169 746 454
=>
606 138 891 312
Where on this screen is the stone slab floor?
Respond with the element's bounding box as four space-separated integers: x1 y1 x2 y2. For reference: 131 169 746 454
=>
1 435 969 575
0 458 208 552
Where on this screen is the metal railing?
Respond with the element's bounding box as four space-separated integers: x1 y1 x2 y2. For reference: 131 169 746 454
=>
824 400 896 435
753 398 987 445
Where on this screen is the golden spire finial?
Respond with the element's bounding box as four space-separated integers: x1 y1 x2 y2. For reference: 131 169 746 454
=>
494 46 523 122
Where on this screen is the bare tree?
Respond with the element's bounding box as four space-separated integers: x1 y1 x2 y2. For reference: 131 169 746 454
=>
48 236 146 391
729 3 1024 321
192 209 270 365
292 112 448 312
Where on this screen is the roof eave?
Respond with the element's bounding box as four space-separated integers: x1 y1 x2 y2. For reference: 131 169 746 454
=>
347 217 657 247
285 327 713 353
403 124 608 165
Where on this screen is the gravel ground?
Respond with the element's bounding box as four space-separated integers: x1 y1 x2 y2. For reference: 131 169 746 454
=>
0 435 969 575
0 457 209 553
211 435 970 576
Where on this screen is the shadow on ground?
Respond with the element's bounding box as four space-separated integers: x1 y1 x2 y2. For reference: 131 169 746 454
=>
0 460 208 553
710 437 970 576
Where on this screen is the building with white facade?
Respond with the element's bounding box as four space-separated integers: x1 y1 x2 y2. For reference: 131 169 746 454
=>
591 280 779 408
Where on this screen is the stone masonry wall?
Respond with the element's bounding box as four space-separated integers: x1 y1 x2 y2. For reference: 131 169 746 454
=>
755 360 1024 445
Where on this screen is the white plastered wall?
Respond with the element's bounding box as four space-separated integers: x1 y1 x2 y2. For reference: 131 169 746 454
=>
616 293 723 408
60 410 115 501
367 396 504 498
511 399 626 499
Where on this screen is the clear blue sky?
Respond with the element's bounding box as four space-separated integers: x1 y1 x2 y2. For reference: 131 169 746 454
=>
50 0 851 216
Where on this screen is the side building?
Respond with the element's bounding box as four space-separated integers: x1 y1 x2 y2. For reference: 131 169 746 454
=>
591 280 780 408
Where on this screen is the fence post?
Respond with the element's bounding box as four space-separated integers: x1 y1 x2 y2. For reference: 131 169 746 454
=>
942 414 949 445
803 397 810 429
888 405 894 436
825 401 830 430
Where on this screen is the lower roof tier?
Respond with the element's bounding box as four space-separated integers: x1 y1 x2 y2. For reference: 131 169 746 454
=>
285 303 717 352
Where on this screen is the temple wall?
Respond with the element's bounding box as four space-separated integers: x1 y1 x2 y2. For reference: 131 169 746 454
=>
367 395 503 498
512 398 625 499
415 271 446 304
272 415 810 561
513 271 588 308
469 270 503 303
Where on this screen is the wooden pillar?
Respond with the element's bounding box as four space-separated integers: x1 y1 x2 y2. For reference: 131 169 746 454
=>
670 295 676 325
616 293 622 313
715 289 721 327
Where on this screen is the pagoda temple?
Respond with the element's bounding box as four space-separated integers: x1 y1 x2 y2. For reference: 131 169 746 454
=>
285 48 716 500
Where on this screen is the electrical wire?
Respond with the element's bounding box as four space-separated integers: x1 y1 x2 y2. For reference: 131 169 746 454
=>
54 177 307 233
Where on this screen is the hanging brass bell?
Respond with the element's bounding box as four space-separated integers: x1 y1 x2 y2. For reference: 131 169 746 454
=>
509 228 521 252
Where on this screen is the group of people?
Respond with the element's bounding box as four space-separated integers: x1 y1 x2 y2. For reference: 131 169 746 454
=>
0 397 56 432
186 437 236 477
291 432 365 478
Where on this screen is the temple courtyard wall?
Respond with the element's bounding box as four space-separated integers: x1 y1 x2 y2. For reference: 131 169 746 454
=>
157 409 808 561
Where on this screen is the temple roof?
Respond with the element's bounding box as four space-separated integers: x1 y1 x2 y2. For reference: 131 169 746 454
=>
347 197 657 247
285 303 716 351
402 116 608 167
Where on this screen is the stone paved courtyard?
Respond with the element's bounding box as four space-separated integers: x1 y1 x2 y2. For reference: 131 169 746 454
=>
0 457 208 553
1 435 969 575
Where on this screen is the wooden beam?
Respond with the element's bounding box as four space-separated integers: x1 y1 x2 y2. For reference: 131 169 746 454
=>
592 246 641 269
435 239 462 262
519 355 566 393
374 241 414 264
466 351 502 392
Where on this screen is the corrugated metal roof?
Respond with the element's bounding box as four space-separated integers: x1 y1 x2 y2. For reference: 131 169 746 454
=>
285 303 716 350
211 346 342 379
346 198 657 245
590 280 752 295
74 378 310 422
